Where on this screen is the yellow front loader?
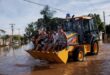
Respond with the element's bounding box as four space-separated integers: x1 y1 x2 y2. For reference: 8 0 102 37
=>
27 16 100 64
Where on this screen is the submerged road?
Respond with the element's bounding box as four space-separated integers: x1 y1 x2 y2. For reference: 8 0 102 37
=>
0 42 110 75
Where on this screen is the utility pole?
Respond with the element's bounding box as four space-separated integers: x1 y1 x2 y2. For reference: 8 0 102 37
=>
18 28 20 35
9 24 15 45
103 11 107 42
18 28 21 44
103 11 106 33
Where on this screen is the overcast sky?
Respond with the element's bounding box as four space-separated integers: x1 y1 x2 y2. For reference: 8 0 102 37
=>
0 0 110 35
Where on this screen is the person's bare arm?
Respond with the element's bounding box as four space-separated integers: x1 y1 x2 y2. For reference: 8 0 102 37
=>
35 36 41 44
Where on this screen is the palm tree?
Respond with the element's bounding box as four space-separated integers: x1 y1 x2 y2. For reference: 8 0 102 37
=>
0 29 5 33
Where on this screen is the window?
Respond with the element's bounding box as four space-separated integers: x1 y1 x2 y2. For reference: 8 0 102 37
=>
63 19 82 32
83 19 90 32
90 19 97 30
89 19 94 31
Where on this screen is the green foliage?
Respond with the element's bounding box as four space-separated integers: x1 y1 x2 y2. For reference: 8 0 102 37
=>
35 18 44 29
23 34 28 44
40 5 55 19
25 22 36 41
13 35 22 41
0 29 5 33
98 22 105 31
1 35 9 40
24 5 105 43
24 5 56 41
88 14 104 32
1 35 9 45
40 5 56 28
48 18 65 31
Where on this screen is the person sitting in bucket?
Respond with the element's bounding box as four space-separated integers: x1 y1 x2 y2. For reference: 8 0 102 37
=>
57 27 67 50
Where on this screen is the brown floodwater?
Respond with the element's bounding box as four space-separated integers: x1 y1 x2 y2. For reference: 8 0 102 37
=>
0 42 110 75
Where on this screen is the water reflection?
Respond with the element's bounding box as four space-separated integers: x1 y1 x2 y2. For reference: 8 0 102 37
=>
0 43 33 75
0 46 10 57
0 43 110 75
0 43 49 75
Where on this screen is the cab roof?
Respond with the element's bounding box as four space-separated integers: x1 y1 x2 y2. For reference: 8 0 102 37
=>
75 16 92 19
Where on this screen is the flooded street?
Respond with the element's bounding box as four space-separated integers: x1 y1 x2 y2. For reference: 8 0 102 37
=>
0 42 110 75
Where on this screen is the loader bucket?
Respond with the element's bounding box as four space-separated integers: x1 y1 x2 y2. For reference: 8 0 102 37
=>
26 49 68 64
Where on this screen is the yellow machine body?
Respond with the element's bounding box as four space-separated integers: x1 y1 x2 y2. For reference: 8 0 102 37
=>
26 33 91 64
26 16 99 64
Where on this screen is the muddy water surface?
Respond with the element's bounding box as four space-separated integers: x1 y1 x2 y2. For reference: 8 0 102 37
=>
0 43 110 75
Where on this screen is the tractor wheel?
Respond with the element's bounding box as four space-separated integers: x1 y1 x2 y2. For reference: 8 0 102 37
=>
72 48 84 62
91 41 99 55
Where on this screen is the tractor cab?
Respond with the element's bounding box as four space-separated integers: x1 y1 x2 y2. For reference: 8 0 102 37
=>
63 16 100 44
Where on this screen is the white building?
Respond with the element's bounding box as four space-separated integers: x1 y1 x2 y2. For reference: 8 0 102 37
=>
0 39 3 45
0 29 6 46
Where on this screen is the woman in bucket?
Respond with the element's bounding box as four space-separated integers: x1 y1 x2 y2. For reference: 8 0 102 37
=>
35 28 48 51
57 27 67 51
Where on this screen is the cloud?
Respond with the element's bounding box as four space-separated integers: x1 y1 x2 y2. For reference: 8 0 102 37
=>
0 0 43 35
0 0 110 35
54 0 110 24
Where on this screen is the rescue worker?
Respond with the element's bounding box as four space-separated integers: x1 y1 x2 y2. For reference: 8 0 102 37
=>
70 15 76 31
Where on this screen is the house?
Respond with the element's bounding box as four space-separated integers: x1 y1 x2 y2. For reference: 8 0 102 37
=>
0 39 3 46
0 29 6 46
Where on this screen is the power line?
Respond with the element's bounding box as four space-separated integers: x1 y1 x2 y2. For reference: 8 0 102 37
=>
24 0 69 13
24 0 46 6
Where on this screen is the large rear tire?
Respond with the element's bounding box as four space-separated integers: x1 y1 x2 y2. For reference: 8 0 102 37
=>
72 48 84 62
91 41 99 55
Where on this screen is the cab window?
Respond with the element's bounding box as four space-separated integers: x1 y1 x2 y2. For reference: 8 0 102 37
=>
89 19 97 31
89 19 94 31
83 19 90 32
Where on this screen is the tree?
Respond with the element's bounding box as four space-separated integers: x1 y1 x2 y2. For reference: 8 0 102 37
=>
24 5 56 42
0 29 5 36
1 35 9 45
13 35 22 41
88 14 104 32
40 5 56 29
48 18 65 31
98 22 104 31
35 18 44 29
25 22 36 41
0 29 5 33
